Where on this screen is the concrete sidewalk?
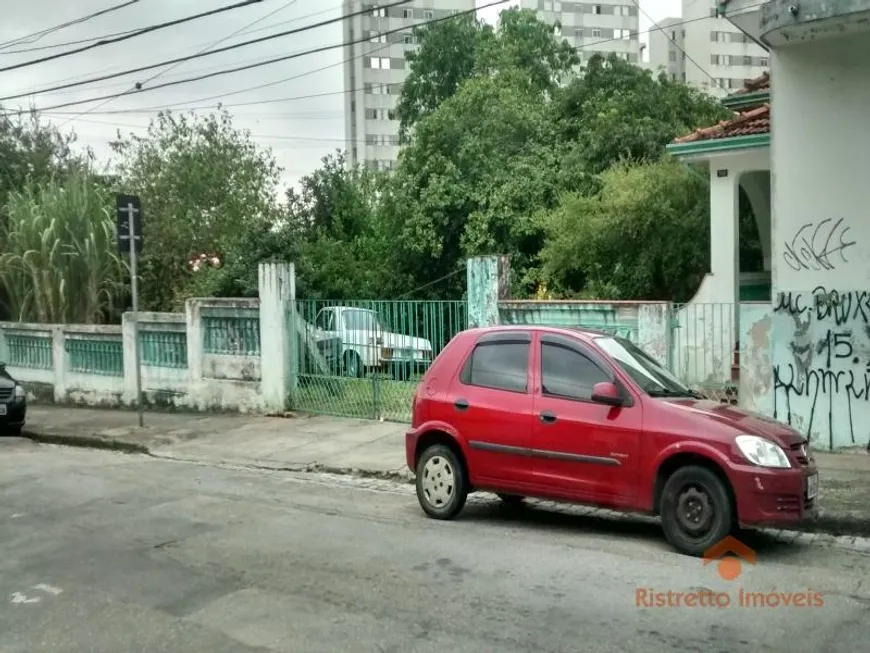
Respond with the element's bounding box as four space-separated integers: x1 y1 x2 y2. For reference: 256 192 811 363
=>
19 405 410 479
14 404 870 536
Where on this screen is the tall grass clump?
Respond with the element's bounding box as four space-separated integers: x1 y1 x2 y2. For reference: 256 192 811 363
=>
0 171 128 323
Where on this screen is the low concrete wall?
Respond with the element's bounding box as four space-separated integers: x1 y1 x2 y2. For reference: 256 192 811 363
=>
0 298 268 413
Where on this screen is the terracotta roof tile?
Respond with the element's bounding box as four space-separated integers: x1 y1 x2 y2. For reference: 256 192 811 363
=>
731 71 770 95
673 103 770 144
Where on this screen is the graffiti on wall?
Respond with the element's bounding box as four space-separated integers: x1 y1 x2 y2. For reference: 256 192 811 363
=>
782 218 856 272
773 286 870 449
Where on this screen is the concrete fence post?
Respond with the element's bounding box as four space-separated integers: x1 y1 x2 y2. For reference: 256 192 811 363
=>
121 312 137 405
258 262 295 412
50 326 67 403
467 256 510 328
636 303 673 368
185 299 204 385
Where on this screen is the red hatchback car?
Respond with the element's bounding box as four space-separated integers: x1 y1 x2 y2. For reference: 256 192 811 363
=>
405 326 818 556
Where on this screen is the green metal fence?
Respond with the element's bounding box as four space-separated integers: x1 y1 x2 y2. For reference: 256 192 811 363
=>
670 302 738 403
140 330 188 368
289 299 467 422
3 333 53 369
202 310 260 356
66 336 124 376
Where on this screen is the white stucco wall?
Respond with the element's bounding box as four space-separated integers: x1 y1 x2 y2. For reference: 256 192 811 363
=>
770 33 870 449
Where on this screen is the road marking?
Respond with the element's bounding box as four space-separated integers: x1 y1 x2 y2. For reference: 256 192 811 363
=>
10 592 40 604
34 584 63 596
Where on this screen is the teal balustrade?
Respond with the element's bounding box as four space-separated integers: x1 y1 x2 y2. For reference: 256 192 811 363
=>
202 315 260 356
4 333 53 369
140 330 188 368
66 336 124 376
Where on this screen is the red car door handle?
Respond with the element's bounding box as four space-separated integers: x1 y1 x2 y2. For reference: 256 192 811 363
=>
540 411 557 424
454 398 469 411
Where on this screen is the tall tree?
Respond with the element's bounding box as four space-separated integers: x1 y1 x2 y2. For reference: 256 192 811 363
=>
110 109 282 310
554 53 730 175
385 70 560 298
538 158 710 301
0 110 80 216
396 8 578 141
285 152 397 299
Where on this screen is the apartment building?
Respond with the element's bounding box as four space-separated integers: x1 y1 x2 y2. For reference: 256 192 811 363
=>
519 1 641 66
647 16 685 82
343 0 476 172
681 0 769 96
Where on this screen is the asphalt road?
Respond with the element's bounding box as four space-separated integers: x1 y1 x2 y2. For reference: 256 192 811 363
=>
1 436 869 653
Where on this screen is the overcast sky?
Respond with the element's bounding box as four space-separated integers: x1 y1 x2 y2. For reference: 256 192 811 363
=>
1 0 681 192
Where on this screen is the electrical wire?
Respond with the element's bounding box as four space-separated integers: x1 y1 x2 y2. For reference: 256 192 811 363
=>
22 0 768 121
67 115 348 137
0 0 350 55
0 0 265 73
3 0 505 115
56 0 299 128
629 0 725 91
397 264 467 299
0 28 138 56
0 1 140 50
71 39 396 113
0 0 414 103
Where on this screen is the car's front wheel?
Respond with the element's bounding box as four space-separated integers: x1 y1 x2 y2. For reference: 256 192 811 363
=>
416 444 468 520
660 465 733 557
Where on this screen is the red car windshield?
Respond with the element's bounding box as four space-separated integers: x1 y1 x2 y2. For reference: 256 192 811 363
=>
594 336 698 398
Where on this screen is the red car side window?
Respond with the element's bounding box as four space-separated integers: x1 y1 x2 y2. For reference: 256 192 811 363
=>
460 341 529 393
540 341 610 401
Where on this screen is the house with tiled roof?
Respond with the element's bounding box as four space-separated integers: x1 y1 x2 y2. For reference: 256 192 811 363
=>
666 72 772 310
668 0 870 452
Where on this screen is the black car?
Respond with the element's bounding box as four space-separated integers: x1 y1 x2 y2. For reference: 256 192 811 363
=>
0 362 27 435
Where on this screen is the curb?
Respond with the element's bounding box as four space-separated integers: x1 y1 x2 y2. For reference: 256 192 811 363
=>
790 515 870 538
19 431 870 538
21 429 150 455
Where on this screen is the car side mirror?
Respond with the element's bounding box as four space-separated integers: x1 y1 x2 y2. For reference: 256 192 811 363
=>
591 381 624 407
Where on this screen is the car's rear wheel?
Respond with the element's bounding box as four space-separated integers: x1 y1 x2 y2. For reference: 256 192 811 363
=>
660 465 733 557
416 444 468 520
1 424 22 437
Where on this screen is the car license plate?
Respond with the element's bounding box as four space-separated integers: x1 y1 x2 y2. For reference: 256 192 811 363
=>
806 473 818 500
0 404 6 416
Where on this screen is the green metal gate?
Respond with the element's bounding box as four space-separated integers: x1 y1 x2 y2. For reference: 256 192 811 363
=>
288 299 467 422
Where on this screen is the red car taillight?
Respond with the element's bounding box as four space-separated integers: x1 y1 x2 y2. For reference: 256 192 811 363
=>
411 384 422 427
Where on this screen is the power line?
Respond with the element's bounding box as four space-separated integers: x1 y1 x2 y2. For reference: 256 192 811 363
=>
56 0 299 129
0 28 138 56
75 39 396 114
0 0 265 73
3 0 506 116
3 3 361 99
70 115 352 143
0 0 349 55
126 0 299 95
0 0 414 104
31 2 765 119
0 1 140 51
629 0 725 92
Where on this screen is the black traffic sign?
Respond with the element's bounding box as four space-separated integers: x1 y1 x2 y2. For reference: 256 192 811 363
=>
116 193 143 254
